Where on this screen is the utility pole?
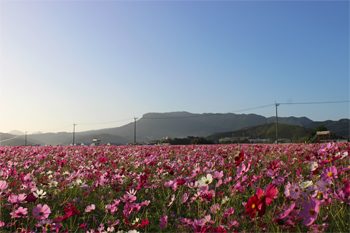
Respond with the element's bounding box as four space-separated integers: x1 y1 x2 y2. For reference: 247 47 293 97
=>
134 117 138 144
275 102 279 144
25 131 27 146
73 124 77 145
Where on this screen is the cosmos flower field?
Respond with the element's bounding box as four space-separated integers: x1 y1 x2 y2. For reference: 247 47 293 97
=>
0 143 349 232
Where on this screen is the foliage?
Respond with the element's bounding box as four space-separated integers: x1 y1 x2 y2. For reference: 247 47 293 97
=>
207 123 312 143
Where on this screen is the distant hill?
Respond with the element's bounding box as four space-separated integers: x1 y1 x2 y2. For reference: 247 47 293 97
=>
82 112 314 141
0 133 44 146
3 111 349 145
206 123 313 143
304 119 350 138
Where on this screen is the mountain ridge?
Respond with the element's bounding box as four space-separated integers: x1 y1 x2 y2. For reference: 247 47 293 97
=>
1 111 349 145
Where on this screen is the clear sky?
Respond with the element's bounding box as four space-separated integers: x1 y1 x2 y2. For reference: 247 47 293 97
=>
0 0 349 134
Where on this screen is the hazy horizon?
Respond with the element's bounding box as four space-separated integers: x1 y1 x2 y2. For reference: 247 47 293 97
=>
1 1 349 134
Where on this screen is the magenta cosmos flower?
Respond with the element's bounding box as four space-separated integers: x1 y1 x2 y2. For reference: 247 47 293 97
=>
33 204 51 220
299 197 320 226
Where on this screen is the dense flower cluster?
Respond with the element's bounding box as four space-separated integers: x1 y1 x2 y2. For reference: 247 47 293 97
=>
0 142 349 232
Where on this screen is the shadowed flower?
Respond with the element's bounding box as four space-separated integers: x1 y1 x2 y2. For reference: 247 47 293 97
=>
289 183 301 200
159 214 168 229
299 197 320 226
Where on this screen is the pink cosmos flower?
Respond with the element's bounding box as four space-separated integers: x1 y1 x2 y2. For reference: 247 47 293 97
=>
181 193 189 204
10 207 28 218
317 142 334 154
0 180 8 191
159 214 168 229
105 204 118 214
33 204 51 220
223 207 235 218
216 179 223 188
307 185 319 198
8 193 27 204
299 197 320 226
85 204 95 213
284 181 291 197
140 200 150 206
120 194 136 203
192 218 206 228
210 203 220 214
212 171 224 179
321 165 338 182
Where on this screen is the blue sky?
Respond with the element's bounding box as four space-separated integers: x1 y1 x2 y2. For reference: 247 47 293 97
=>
0 0 349 133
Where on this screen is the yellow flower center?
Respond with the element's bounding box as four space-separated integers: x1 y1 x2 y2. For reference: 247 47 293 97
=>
251 204 256 209
327 172 333 177
309 209 315 215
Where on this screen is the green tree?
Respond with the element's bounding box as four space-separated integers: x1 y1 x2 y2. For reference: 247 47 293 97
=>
306 124 328 141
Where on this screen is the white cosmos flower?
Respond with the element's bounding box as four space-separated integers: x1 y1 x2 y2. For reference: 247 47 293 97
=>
299 180 313 189
310 161 318 171
341 151 348 159
198 174 213 187
126 189 137 196
49 181 58 187
221 196 229 204
33 189 47 199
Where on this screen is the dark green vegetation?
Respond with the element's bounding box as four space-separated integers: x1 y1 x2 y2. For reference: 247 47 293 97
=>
206 123 313 143
157 136 214 145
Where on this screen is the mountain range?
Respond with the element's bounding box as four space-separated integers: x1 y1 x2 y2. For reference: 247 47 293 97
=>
1 111 349 145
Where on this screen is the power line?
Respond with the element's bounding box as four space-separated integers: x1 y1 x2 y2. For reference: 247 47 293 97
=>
0 134 23 143
278 100 349 105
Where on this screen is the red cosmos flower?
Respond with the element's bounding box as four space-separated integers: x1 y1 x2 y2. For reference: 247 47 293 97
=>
245 195 265 218
211 226 227 232
256 184 278 205
99 157 107 164
177 178 186 185
234 150 245 167
137 174 149 189
54 202 81 222
267 161 279 171
130 219 149 229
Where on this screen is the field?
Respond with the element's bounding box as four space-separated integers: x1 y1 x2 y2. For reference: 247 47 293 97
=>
0 143 349 232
